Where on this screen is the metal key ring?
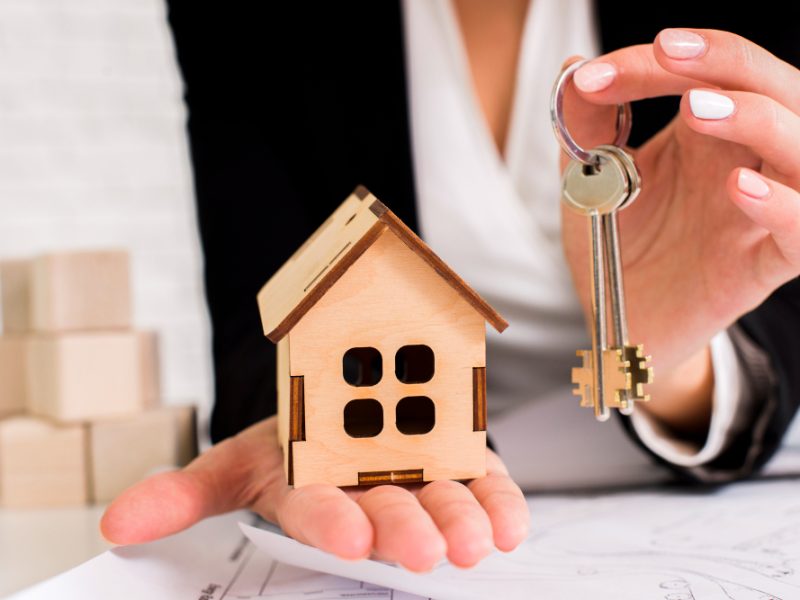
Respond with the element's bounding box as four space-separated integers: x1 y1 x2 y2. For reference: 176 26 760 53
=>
550 59 632 166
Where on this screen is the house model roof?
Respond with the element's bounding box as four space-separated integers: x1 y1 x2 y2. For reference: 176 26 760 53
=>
257 186 508 343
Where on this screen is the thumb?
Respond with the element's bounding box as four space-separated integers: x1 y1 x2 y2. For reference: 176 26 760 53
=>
557 56 620 171
101 419 284 545
100 470 212 545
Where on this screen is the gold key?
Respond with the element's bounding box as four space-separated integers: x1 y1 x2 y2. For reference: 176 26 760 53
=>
562 146 653 420
550 60 653 420
602 197 653 413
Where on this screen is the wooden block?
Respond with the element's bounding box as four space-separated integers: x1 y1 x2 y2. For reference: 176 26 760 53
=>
27 332 151 422
0 416 88 508
88 405 198 503
0 336 28 417
138 330 161 409
0 259 33 333
31 249 131 332
171 404 199 467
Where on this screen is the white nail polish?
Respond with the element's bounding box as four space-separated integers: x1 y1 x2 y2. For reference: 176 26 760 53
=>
689 90 735 120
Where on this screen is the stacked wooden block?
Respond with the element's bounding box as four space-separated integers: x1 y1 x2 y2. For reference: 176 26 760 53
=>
0 250 197 507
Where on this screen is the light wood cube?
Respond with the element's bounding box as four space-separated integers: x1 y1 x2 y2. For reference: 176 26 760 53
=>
138 330 161 409
89 405 198 503
0 336 28 417
0 416 88 508
0 259 33 333
171 404 199 467
31 250 131 332
27 331 158 422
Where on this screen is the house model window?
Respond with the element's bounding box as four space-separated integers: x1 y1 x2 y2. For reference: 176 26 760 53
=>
396 396 435 435
342 344 438 439
395 344 435 383
344 399 383 438
343 347 382 386
257 186 508 488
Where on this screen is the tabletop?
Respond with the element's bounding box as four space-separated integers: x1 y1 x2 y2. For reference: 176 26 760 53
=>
2 446 799 599
0 504 109 598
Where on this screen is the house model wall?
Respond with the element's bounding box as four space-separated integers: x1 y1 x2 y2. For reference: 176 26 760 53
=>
257 187 507 488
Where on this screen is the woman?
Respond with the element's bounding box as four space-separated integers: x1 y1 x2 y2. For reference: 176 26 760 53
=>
101 0 800 572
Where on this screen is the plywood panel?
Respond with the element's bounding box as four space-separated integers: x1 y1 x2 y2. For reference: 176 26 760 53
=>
257 189 385 342
276 336 291 480
257 188 506 344
473 367 486 432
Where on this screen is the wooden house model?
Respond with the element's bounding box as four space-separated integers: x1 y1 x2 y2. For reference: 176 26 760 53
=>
257 187 507 487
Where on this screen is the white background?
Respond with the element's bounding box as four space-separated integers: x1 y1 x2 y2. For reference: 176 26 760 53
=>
0 0 214 422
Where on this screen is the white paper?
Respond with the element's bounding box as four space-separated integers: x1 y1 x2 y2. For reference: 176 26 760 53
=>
11 478 800 600
243 479 800 600
9 510 422 600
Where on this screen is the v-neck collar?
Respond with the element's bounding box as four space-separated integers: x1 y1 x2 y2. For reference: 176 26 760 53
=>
435 0 540 177
434 0 599 203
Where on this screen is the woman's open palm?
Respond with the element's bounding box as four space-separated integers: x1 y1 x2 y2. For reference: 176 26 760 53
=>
101 416 529 571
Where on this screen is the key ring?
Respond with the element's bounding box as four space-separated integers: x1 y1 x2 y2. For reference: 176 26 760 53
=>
550 59 632 166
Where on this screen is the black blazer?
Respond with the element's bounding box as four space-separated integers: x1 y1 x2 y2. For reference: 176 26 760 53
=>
165 1 800 479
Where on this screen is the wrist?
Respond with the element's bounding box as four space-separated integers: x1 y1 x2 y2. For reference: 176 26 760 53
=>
637 345 714 438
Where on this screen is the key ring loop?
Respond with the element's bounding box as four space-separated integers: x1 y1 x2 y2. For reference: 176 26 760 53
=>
550 59 632 166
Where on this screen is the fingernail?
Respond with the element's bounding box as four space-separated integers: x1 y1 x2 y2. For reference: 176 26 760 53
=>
574 62 617 93
659 29 707 59
738 169 771 199
689 89 734 120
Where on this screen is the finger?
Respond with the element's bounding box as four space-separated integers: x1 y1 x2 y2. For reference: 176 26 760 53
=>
559 55 620 169
468 451 529 552
572 44 705 103
100 470 211 545
417 480 493 568
357 485 446 572
101 419 283 545
679 88 800 179
654 29 800 115
273 484 373 560
728 167 800 288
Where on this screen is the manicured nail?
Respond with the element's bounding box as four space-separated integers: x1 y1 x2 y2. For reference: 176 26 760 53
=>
689 90 734 120
574 62 617 93
659 29 707 59
738 169 771 199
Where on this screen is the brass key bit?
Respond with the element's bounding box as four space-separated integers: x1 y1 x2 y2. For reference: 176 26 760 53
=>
572 348 633 412
620 344 653 403
572 350 594 409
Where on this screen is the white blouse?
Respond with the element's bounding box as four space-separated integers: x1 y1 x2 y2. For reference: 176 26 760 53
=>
402 0 755 489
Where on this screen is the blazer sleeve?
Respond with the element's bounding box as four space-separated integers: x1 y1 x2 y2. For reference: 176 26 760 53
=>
620 278 800 482
721 279 800 473
598 7 800 481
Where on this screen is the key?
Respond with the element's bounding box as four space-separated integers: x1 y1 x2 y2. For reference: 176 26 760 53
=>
603 200 653 414
562 145 653 420
599 145 653 414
